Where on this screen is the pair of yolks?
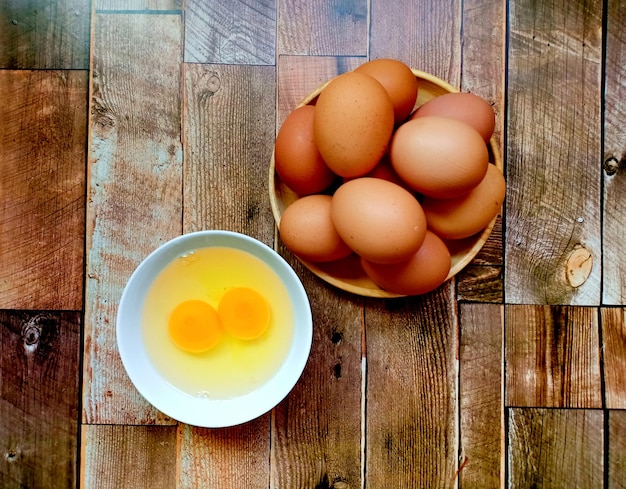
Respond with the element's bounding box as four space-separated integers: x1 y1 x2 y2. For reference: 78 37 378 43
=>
168 287 270 353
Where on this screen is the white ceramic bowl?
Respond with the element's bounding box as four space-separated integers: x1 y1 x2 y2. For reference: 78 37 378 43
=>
116 230 312 428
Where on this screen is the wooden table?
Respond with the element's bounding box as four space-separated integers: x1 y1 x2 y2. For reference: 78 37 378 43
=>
1 0 625 487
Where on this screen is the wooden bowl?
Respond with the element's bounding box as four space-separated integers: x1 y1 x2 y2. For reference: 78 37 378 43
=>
269 69 503 298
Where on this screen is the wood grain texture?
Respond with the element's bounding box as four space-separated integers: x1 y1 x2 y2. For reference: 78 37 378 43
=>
608 410 626 489
365 286 458 488
602 0 626 305
507 408 604 488
83 13 183 424
505 306 602 408
369 0 461 85
505 0 602 305
0 0 90 69
272 250 364 489
601 308 626 409
0 311 80 489
81 424 177 489
277 0 367 56
183 63 276 242
184 0 276 65
0 70 86 310
95 0 181 10
458 304 503 488
179 422 270 488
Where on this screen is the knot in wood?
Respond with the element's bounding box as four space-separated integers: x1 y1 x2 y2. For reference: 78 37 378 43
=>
565 245 593 288
604 157 619 176
22 322 41 347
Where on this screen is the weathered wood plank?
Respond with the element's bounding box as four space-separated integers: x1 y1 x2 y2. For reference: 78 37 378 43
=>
458 304 503 488
184 0 276 65
182 63 276 241
365 287 458 488
81 424 177 489
602 0 626 305
272 254 364 488
272 55 364 488
507 408 604 488
83 13 183 424
505 0 602 305
601 308 626 409
608 410 626 489
0 0 90 69
0 311 80 488
0 70 87 311
178 422 270 488
505 305 602 408
277 0 367 56
369 0 461 84
95 0 181 10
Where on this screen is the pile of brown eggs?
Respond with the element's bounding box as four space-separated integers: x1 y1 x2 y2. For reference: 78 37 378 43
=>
274 59 506 296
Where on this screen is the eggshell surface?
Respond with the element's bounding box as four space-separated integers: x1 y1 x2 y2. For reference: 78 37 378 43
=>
330 178 427 264
279 195 353 262
314 72 395 178
356 58 418 124
390 116 489 198
422 164 506 240
361 230 451 295
274 105 337 195
411 92 496 142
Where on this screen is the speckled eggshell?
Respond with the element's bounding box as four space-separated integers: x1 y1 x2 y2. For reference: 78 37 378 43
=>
330 177 427 264
314 71 395 178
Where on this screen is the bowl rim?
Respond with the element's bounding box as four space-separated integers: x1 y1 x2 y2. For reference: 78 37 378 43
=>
269 68 502 298
116 230 313 427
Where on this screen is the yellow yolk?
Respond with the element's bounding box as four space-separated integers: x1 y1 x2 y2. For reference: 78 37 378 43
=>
168 300 222 353
218 287 270 340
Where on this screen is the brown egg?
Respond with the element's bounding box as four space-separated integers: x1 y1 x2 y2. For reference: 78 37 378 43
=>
274 105 337 195
330 178 427 264
355 58 418 124
411 92 496 142
279 195 353 263
422 164 506 240
314 71 395 178
390 116 489 199
361 230 451 295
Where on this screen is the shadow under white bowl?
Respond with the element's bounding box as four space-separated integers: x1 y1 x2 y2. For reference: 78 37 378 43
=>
116 230 312 428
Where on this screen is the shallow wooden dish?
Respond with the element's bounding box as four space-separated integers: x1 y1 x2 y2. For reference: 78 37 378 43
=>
269 69 503 298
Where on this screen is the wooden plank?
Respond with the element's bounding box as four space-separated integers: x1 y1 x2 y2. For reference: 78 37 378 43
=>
182 63 276 241
505 0 602 305
83 13 183 424
272 253 364 488
95 0 181 10
0 70 87 311
608 410 626 489
365 287 458 488
178 422 270 488
507 408 604 488
455 0 505 302
0 0 90 69
369 0 461 84
601 308 626 409
458 304 503 488
81 424 177 489
505 305 602 408
602 0 626 305
0 311 80 488
270 56 363 488
184 0 276 65
277 0 367 56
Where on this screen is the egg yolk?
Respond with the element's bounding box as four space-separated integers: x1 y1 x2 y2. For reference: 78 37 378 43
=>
168 300 222 353
218 287 270 340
